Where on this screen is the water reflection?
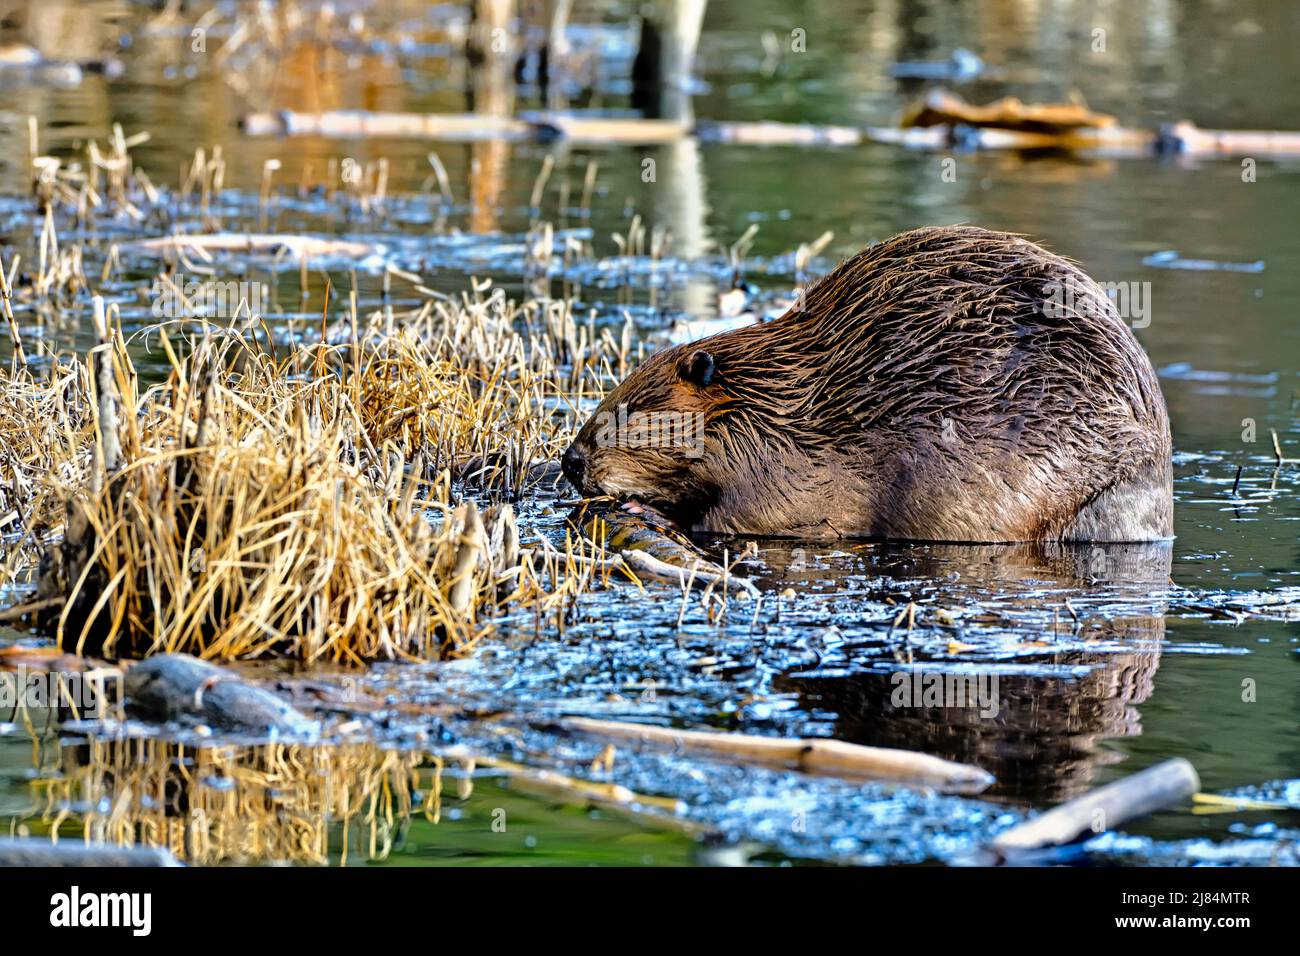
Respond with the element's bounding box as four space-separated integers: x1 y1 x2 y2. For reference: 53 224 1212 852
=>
23 731 439 865
760 541 1172 802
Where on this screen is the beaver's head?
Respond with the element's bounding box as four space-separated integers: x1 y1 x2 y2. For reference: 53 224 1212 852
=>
562 344 728 527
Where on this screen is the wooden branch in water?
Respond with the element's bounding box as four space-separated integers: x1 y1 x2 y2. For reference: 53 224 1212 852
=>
696 121 863 146
527 114 690 144
619 547 758 597
524 545 755 595
551 716 995 794
129 232 379 260
239 110 696 145
1155 121 1300 158
241 110 533 141
991 757 1200 854
865 124 1141 152
239 107 1300 157
868 121 1300 157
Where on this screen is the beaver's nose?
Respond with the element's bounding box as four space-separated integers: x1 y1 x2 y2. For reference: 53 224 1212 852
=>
561 444 587 493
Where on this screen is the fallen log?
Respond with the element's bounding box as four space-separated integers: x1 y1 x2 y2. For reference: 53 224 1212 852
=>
239 107 1300 158
522 112 691 143
244 111 856 147
991 757 1200 854
241 109 533 141
1154 120 1300 157
865 121 1163 153
696 120 863 146
877 109 1300 158
125 654 319 738
550 716 995 794
128 232 380 261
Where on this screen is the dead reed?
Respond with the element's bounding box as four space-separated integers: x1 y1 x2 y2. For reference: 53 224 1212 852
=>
30 119 157 224
0 358 94 542
341 280 625 497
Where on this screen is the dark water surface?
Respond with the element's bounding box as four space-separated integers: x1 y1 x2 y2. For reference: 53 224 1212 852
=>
0 0 1297 864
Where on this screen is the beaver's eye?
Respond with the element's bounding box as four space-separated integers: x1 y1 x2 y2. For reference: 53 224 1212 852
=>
681 350 715 387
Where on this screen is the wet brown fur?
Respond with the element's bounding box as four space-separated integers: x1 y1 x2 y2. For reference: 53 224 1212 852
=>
564 225 1173 542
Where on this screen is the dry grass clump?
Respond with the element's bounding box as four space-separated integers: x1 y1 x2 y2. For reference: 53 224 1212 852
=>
0 359 93 540
32 735 440 866
337 280 627 497
1 269 638 662
28 295 568 662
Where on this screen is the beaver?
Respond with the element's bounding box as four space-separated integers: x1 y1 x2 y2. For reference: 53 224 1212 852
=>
561 225 1173 542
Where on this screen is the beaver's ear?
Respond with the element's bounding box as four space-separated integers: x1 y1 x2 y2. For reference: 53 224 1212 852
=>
682 350 715 387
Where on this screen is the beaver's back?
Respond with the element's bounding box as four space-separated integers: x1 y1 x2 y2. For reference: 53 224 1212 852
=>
705 225 1172 541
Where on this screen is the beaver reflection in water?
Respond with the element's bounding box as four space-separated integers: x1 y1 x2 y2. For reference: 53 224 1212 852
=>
561 226 1173 543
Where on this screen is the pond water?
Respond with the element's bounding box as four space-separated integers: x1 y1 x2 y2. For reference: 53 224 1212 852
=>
0 0 1297 865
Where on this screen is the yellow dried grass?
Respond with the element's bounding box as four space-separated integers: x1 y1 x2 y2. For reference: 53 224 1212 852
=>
0 265 633 663
22 281 622 661
0 359 94 539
